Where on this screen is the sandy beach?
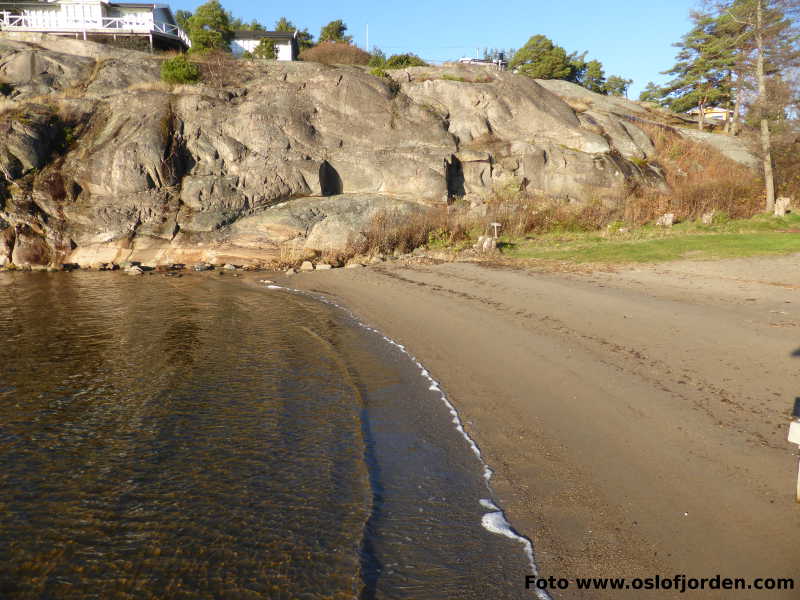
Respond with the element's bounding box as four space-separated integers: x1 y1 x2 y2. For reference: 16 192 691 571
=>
283 256 800 599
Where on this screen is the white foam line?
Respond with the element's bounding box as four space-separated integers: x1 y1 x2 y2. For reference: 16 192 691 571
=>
264 282 550 598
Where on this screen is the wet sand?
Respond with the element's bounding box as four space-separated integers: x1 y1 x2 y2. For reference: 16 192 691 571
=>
284 256 800 599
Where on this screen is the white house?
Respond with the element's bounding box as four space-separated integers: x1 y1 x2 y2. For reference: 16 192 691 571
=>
687 106 734 122
458 57 507 71
231 30 298 61
0 0 189 50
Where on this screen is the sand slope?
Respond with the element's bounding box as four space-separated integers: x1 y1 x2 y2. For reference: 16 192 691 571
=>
288 256 800 599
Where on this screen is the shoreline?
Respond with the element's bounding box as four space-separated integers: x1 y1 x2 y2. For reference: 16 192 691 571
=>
283 256 800 599
263 279 549 595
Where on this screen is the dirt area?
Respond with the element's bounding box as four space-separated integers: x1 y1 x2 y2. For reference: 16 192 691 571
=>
282 254 800 599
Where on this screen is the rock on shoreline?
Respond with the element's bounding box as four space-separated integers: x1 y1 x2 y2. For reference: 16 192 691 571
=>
0 33 757 269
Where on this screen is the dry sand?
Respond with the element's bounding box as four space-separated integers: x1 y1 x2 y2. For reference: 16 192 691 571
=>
283 255 800 598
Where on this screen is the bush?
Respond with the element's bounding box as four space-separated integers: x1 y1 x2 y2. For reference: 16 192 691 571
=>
347 207 469 257
368 68 400 96
385 53 428 69
368 49 387 68
299 42 370 65
626 123 763 224
160 55 201 84
773 134 800 201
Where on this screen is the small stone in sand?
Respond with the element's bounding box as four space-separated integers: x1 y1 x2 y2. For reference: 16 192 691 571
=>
316 263 333 270
300 261 315 271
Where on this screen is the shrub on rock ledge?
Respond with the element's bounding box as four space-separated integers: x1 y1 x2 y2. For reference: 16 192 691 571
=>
385 53 428 69
299 42 370 65
160 55 201 85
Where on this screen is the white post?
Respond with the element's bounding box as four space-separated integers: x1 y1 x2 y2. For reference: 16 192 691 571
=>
365 23 369 52
796 458 800 504
790 399 800 503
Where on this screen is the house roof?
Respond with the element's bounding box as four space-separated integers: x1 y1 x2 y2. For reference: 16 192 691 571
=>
233 30 295 41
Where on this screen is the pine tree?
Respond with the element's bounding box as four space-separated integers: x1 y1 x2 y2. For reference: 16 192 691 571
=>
718 0 800 210
605 76 634 97
509 35 575 79
319 20 352 44
175 10 192 31
275 17 314 50
661 10 737 131
639 81 668 104
187 0 234 53
581 60 606 93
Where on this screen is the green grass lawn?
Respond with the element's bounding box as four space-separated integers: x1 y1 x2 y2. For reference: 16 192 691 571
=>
498 214 800 264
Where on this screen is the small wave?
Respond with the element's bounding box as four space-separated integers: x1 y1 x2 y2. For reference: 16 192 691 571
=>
263 283 550 598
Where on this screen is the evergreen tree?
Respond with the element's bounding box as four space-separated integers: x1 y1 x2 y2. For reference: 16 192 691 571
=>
175 9 192 31
568 51 589 83
509 35 575 79
581 59 607 93
639 81 666 103
187 0 234 53
275 17 314 50
721 0 800 211
605 75 634 97
229 18 266 31
660 10 737 130
368 47 387 68
319 20 352 44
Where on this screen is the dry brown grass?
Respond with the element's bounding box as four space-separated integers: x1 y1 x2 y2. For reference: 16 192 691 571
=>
629 124 763 223
346 206 469 257
483 186 621 237
326 191 621 265
0 96 18 115
299 42 371 66
773 130 800 201
189 50 251 87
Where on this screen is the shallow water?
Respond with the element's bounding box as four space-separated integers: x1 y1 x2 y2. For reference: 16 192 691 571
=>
0 272 533 599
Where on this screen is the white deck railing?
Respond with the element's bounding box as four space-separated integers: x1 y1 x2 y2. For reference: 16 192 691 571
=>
0 11 190 47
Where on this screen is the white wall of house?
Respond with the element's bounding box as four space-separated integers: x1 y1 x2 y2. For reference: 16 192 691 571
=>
230 38 257 56
231 38 294 61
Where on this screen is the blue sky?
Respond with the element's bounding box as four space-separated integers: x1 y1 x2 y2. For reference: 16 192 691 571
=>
171 0 699 98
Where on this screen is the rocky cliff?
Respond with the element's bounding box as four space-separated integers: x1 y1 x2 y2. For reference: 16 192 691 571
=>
0 33 756 268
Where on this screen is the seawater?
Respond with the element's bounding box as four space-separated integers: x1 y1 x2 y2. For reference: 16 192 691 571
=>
0 272 535 599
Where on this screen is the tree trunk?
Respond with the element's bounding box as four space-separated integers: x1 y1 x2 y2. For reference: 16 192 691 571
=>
698 100 706 132
756 0 776 212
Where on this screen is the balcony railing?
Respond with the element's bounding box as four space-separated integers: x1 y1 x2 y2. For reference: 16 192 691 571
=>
0 12 190 47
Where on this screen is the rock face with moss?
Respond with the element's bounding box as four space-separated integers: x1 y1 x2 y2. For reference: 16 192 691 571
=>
0 33 756 267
